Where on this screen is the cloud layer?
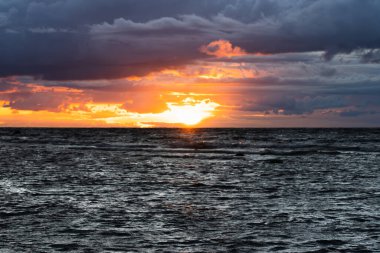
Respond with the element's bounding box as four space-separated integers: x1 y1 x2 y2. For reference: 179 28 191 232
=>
0 0 379 126
1 0 380 80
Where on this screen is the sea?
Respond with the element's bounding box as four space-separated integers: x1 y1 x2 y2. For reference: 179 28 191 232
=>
0 128 379 252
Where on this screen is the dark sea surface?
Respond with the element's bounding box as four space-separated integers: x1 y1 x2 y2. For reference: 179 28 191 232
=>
0 128 379 253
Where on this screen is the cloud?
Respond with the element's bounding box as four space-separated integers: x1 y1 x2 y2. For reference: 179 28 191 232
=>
0 0 379 80
319 66 337 77
240 94 348 115
0 78 16 91
360 49 380 63
339 109 376 118
3 87 86 112
0 76 177 114
200 40 246 58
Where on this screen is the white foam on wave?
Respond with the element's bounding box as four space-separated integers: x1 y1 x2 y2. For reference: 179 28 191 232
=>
0 179 30 194
77 200 104 213
0 248 18 253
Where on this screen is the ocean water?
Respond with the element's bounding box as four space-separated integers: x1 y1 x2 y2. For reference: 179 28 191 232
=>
0 128 379 252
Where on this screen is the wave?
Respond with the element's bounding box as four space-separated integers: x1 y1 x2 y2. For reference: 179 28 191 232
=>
0 180 30 194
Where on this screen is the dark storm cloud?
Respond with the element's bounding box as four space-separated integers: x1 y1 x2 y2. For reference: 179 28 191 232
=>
0 0 380 80
209 74 380 116
230 0 380 58
360 49 380 63
0 0 227 27
207 53 318 64
241 94 348 115
319 67 337 77
339 109 377 117
240 91 380 117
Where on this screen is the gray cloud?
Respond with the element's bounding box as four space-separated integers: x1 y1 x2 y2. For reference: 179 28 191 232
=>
207 73 380 116
319 66 337 77
239 91 380 118
240 93 348 115
0 0 380 80
339 109 375 117
360 49 380 63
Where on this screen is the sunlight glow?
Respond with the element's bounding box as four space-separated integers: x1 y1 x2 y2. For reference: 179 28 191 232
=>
163 98 220 126
0 97 220 127
96 98 220 127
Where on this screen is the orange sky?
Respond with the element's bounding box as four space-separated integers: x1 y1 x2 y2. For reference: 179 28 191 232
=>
0 40 248 127
1 39 379 128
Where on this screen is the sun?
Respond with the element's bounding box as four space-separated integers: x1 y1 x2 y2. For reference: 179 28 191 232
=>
168 105 209 126
164 98 220 126
75 97 220 127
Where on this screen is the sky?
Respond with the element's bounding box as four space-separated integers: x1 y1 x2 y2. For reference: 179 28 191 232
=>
0 0 380 127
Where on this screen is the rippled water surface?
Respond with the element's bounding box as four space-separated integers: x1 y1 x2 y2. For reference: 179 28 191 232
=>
0 128 379 252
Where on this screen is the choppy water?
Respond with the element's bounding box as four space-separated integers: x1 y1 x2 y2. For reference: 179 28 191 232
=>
0 128 379 252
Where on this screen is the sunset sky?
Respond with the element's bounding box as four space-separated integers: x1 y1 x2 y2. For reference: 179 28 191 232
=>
1 0 380 127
